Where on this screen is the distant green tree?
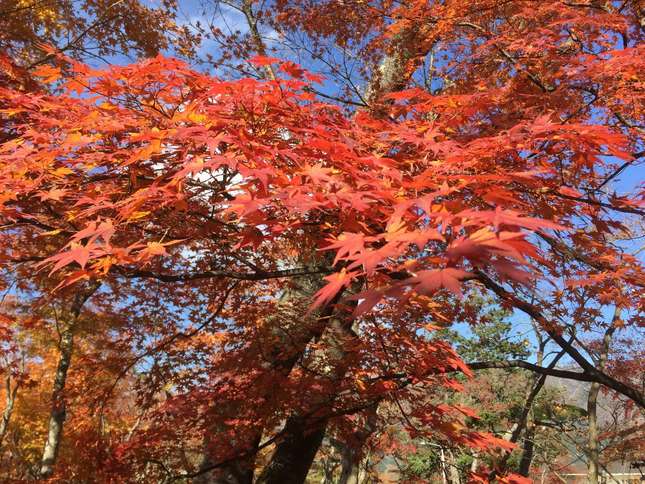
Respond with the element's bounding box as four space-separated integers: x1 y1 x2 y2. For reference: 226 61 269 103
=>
438 295 530 362
402 294 574 482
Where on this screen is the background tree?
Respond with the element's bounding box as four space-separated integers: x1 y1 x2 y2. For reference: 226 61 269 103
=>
0 0 197 64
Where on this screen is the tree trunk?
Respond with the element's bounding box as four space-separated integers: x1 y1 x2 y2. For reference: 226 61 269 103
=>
587 379 601 484
256 415 328 484
489 322 570 478
193 5 327 477
338 444 360 484
39 326 74 477
196 267 330 484
0 373 19 449
470 452 478 474
195 434 259 484
447 449 461 484
513 323 546 477
518 425 535 476
39 284 98 478
321 449 338 484
587 317 617 484
337 406 377 484
197 11 431 483
257 301 357 484
364 26 425 108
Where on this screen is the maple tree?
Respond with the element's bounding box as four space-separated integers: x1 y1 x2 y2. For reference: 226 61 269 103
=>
0 0 644 482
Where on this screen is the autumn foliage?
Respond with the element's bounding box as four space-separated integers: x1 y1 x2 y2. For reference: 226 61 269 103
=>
0 0 643 482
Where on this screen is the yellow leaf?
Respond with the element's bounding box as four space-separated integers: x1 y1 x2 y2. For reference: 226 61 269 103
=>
66 132 82 144
144 241 167 257
128 211 150 220
52 167 73 177
355 378 366 391
39 229 62 237
187 112 207 123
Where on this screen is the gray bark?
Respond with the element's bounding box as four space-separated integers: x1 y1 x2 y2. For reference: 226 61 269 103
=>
447 449 461 484
365 26 424 108
241 0 276 81
587 376 601 483
39 283 99 478
338 443 360 484
0 373 19 449
39 327 74 478
518 426 535 476
587 313 618 484
469 452 478 474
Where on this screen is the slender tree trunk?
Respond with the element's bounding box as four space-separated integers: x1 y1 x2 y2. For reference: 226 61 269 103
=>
357 450 371 484
518 425 535 476
39 326 74 477
439 446 448 484
321 449 337 484
447 449 461 484
587 379 601 484
0 373 19 448
513 325 545 477
587 316 617 484
494 324 568 478
39 283 98 478
470 452 478 474
338 405 377 484
241 0 276 81
338 443 360 484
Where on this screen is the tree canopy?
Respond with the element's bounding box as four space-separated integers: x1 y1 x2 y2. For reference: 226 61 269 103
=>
0 0 643 482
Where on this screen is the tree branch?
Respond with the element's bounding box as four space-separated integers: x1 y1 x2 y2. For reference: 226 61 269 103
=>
467 359 594 382
474 271 644 408
114 265 332 282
